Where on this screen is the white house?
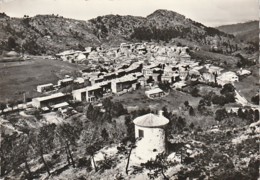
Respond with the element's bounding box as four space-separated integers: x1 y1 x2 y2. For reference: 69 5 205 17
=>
172 81 187 89
58 78 74 87
37 83 54 93
237 68 251 76
74 77 85 84
72 85 102 102
32 92 69 109
111 75 138 94
145 88 165 99
133 111 169 162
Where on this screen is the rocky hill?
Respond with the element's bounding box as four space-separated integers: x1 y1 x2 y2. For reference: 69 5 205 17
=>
0 10 252 55
217 21 259 45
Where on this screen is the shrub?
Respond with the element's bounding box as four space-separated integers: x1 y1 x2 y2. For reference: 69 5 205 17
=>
190 87 200 97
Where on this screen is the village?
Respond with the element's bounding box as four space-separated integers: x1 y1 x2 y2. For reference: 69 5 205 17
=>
0 41 258 121
0 2 259 178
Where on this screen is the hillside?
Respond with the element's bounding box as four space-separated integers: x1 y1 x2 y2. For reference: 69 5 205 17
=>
0 10 252 55
217 21 259 45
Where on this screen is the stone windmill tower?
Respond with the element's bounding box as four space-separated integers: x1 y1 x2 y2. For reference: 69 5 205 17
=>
133 110 169 162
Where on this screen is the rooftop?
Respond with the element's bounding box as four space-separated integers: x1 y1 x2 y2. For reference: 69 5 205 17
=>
133 113 169 127
86 84 102 91
113 74 137 83
145 88 163 95
59 78 74 82
51 102 69 109
37 83 53 87
34 92 66 102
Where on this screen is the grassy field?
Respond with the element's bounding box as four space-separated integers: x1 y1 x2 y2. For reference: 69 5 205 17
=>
0 57 86 103
112 88 219 128
234 65 259 102
112 88 201 112
190 50 239 68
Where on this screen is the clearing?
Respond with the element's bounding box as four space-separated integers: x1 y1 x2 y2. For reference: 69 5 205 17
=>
0 57 86 103
112 89 201 112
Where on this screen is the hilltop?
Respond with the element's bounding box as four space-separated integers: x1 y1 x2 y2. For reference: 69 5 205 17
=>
0 10 254 55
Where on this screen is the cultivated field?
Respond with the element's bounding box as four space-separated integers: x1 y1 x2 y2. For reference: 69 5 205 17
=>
0 57 85 103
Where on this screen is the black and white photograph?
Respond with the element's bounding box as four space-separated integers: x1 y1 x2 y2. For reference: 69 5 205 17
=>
0 0 259 179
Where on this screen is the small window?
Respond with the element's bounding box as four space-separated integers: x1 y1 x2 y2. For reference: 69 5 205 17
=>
138 129 144 138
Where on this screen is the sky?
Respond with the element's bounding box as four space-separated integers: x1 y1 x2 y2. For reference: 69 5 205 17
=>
0 0 258 27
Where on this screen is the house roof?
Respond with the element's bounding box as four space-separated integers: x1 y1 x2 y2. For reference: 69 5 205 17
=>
59 78 74 82
51 102 69 109
34 92 66 102
37 83 54 88
86 85 102 91
113 75 137 83
217 71 238 80
145 88 163 95
133 113 169 127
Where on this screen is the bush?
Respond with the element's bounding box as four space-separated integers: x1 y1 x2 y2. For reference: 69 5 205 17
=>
77 157 91 168
215 109 228 121
251 94 259 105
190 87 200 97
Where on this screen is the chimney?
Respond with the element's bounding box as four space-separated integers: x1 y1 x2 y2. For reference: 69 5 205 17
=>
158 110 164 117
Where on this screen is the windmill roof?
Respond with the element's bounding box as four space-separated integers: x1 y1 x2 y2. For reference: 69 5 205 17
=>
133 113 169 127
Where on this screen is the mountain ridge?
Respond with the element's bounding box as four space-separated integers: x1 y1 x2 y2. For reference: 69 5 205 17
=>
0 9 254 55
216 20 258 45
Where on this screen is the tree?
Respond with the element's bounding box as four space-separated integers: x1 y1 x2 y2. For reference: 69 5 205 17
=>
212 95 226 106
176 117 186 131
189 123 195 129
238 108 245 120
7 36 18 50
125 115 135 137
254 110 259 122
7 100 15 110
220 83 235 95
32 109 42 120
1 133 19 176
30 124 56 176
251 94 259 105
86 145 98 172
1 133 34 178
190 87 200 97
215 109 228 121
61 84 74 94
158 82 170 92
125 143 136 175
198 99 206 113
56 123 80 168
16 135 33 179
86 103 94 120
142 153 169 180
247 109 255 123
0 103 6 114
162 106 170 119
103 98 112 113
112 102 127 117
184 101 189 107
101 128 109 141
225 93 235 103
189 106 195 116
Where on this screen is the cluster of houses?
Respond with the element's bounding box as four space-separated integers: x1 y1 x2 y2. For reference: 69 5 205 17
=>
31 44 249 112
54 42 192 72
